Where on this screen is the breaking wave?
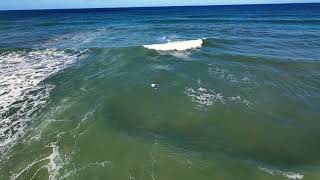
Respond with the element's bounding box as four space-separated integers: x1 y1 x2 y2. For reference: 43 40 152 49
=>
143 39 203 51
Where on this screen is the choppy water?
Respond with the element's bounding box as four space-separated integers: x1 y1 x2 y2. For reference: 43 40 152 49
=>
0 3 320 180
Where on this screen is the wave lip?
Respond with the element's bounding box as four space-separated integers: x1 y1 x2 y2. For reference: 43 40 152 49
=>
143 39 203 51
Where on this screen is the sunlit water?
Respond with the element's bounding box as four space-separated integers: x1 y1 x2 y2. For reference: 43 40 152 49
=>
0 4 320 180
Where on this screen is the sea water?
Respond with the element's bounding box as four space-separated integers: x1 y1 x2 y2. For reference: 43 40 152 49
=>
0 4 320 180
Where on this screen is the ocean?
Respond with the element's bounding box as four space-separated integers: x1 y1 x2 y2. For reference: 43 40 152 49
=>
0 3 319 180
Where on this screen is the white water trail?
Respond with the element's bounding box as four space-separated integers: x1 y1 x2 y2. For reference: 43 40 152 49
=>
0 49 87 156
10 142 62 180
259 167 304 180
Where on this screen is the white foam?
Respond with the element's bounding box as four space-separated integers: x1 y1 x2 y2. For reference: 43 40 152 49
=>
152 64 172 71
159 35 177 42
151 83 159 89
185 86 251 110
41 29 105 48
259 167 304 180
10 142 62 180
59 160 112 179
0 49 87 155
208 65 250 84
47 143 63 180
143 39 203 51
9 107 100 179
185 87 224 109
228 96 251 107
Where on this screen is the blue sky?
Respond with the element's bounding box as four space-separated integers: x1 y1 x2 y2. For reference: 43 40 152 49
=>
0 0 318 10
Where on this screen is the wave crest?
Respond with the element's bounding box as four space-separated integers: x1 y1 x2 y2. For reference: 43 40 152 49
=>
143 39 203 51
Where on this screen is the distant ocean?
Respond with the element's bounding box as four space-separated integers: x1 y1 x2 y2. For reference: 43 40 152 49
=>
0 3 319 180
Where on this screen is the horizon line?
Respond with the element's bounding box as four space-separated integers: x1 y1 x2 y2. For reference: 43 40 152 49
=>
0 2 318 11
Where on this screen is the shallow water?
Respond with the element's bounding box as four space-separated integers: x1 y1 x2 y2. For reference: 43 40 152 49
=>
0 4 320 180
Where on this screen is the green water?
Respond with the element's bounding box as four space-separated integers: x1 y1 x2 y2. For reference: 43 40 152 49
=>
1 46 319 179
1 4 320 180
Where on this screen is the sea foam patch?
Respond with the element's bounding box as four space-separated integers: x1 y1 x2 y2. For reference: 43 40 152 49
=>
0 49 87 154
10 141 62 180
185 86 251 110
40 28 107 48
259 167 304 180
208 64 251 84
143 39 203 51
185 87 224 109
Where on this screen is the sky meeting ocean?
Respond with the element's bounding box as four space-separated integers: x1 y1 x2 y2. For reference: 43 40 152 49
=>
0 0 319 10
0 2 320 180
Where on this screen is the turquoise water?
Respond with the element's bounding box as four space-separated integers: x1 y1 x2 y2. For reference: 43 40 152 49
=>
0 4 320 180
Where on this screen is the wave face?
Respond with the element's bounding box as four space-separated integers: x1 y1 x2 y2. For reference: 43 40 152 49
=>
1 3 320 180
143 39 203 51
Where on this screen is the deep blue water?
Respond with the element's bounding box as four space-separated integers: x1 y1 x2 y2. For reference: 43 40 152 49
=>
1 4 319 54
0 3 320 180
